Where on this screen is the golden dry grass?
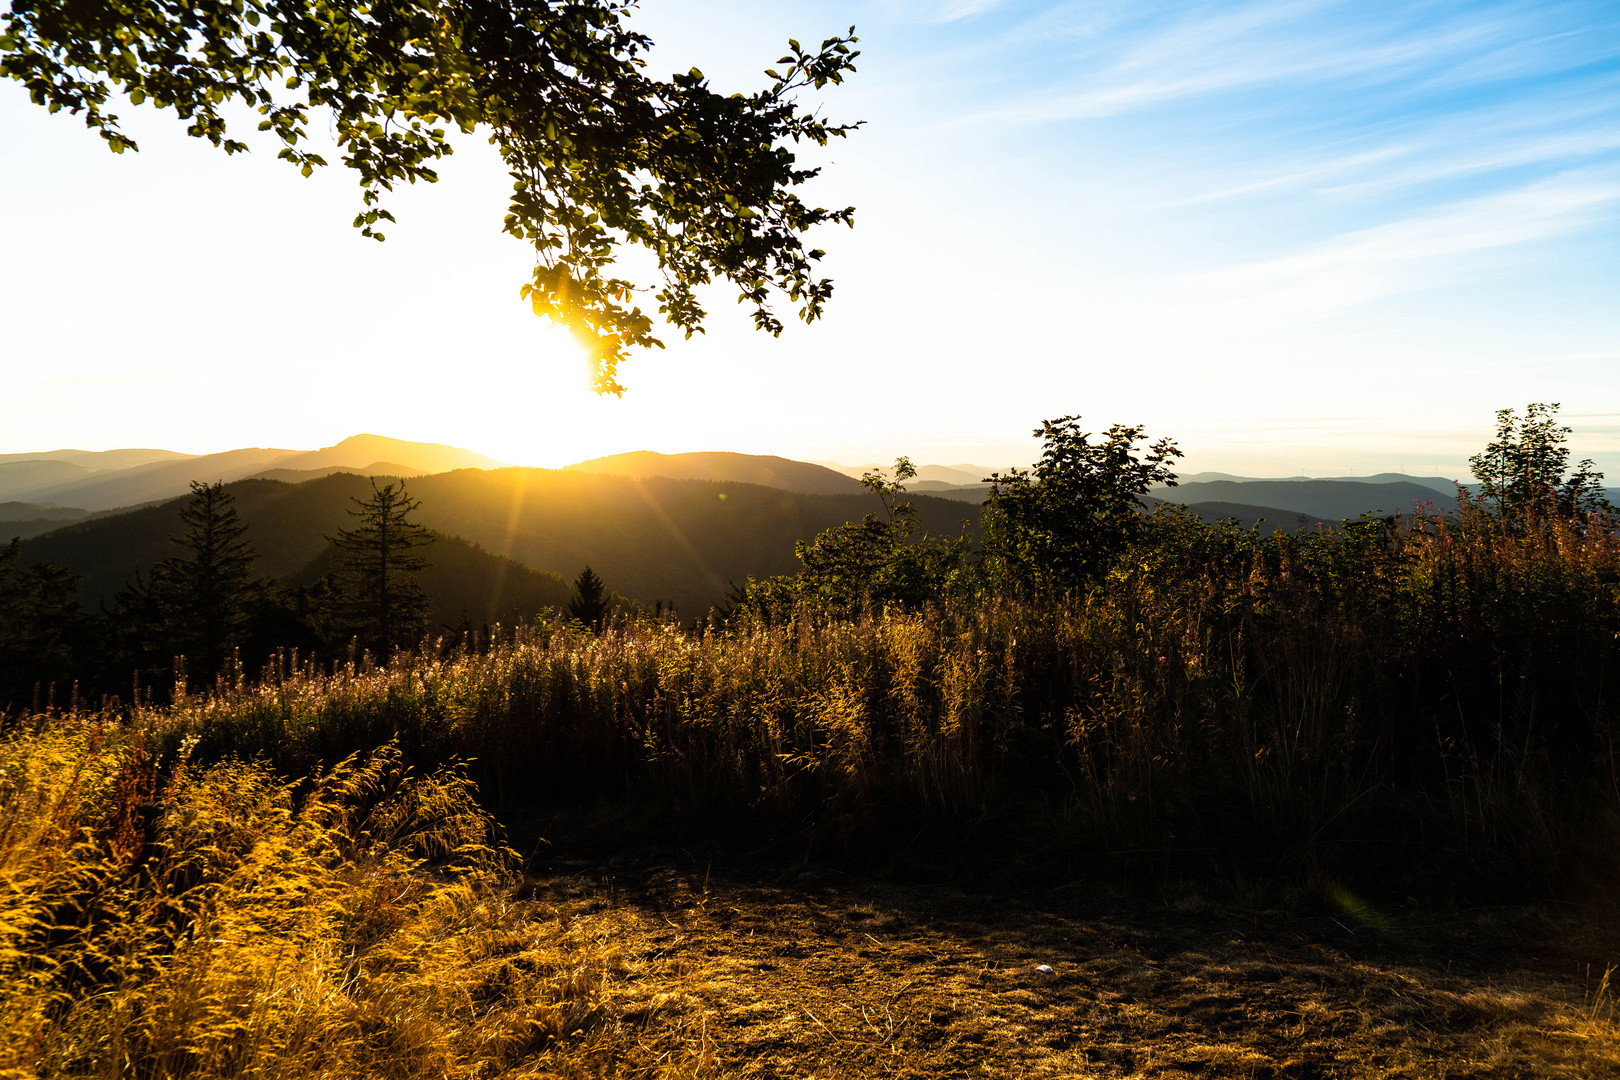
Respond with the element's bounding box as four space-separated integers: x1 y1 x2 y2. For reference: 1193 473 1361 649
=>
0 720 713 1079
3 718 1617 1077
517 853 1620 1079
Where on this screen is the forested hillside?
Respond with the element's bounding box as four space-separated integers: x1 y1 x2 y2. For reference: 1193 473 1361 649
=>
21 468 978 619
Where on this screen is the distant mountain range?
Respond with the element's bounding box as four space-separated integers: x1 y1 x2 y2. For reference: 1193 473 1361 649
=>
565 451 861 495
1154 479 1458 522
1167 502 1329 530
1173 471 1462 495
10 437 1617 628
811 461 1000 486
18 468 976 621
0 435 503 511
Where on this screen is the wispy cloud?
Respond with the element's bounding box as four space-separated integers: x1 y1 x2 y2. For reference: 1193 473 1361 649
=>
1182 167 1620 323
954 0 1619 125
935 0 1015 22
1156 85 1620 208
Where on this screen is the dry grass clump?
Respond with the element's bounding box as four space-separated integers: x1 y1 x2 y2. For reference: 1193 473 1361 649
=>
0 719 706 1079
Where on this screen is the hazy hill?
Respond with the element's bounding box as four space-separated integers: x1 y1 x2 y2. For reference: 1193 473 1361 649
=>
0 435 505 511
564 451 861 495
1155 479 1457 521
1163 501 1328 531
911 482 993 503
252 461 422 483
0 502 89 523
3 448 297 509
813 462 999 485
274 434 503 476
21 469 977 620
0 448 188 470
4 520 93 542
1 502 94 542
0 460 94 495
1176 471 1460 497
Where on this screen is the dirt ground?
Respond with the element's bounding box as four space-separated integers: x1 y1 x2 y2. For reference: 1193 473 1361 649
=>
512 839 1620 1079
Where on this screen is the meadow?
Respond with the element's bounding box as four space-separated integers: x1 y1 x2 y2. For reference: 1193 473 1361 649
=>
5 499 1620 1076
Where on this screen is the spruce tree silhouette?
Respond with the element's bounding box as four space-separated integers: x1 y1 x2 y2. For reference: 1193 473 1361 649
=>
150 480 255 683
0 538 87 710
567 566 611 632
330 480 435 659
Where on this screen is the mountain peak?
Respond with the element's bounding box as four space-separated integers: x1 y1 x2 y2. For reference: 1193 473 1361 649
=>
276 436 506 475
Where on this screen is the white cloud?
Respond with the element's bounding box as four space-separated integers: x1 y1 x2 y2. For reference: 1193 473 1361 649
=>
1180 167 1620 324
955 0 1613 126
936 0 1015 21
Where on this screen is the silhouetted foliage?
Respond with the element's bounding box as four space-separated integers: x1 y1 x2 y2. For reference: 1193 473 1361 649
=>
729 458 971 616
2 0 861 392
1469 402 1611 522
330 480 435 658
979 416 1181 592
148 480 256 682
567 566 610 631
0 537 87 712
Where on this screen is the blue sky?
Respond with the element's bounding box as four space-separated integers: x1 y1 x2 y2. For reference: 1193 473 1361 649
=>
3 0 1617 476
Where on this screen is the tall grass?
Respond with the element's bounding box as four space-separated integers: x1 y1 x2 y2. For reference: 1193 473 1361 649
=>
0 719 709 1078
113 504 1620 894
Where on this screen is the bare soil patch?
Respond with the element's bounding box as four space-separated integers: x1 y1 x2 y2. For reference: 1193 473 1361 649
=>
517 848 1620 1079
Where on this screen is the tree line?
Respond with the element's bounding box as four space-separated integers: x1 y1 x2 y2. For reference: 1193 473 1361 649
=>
0 478 436 710
726 403 1612 616
3 403 1606 713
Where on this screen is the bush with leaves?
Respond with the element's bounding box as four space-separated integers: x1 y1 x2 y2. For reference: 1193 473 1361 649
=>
979 416 1182 593
1468 402 1612 524
729 458 971 616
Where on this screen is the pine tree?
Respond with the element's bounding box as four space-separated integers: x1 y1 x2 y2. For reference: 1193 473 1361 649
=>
0 538 88 711
150 480 256 682
566 566 611 632
330 480 435 658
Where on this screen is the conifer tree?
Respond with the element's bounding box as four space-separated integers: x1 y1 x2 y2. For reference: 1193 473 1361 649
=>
566 566 611 632
330 480 435 658
0 538 87 710
150 480 256 682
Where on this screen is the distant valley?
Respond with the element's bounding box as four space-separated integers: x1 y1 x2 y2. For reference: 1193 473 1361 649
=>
11 437 1614 629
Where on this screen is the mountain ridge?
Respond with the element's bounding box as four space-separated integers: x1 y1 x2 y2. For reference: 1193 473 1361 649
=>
0 436 504 510
19 468 977 620
563 451 861 495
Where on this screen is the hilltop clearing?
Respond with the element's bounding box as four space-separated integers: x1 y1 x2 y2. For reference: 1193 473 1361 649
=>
500 841 1620 1080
